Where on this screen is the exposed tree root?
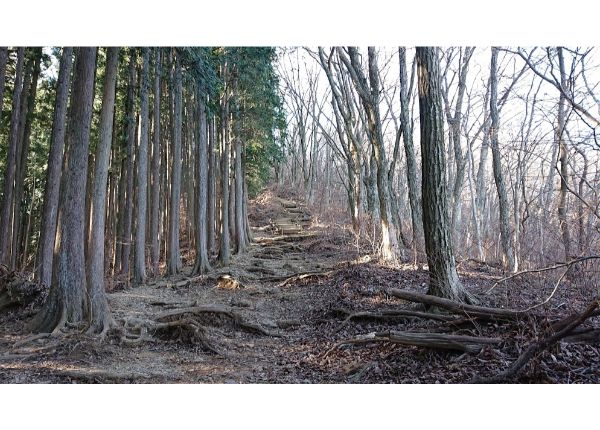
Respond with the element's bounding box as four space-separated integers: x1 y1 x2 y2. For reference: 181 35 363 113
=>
256 268 338 287
324 330 502 357
50 368 165 382
154 304 277 336
333 307 455 333
12 332 54 348
471 297 600 383
115 304 279 354
388 289 530 320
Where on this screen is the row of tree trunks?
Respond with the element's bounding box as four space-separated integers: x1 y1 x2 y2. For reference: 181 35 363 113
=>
0 47 25 267
0 47 257 336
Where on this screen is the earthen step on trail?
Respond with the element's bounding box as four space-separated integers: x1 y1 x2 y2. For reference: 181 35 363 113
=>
280 199 298 209
277 227 303 235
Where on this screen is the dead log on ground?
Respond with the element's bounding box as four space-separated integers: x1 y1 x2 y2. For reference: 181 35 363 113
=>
324 330 502 356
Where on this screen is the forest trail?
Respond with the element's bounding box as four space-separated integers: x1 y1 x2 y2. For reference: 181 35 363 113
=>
1 189 599 383
0 190 357 383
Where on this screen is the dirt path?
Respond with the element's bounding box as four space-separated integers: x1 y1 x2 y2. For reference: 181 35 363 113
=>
0 191 357 383
1 190 599 383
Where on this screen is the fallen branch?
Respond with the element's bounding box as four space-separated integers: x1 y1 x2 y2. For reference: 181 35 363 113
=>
561 328 600 344
471 297 600 383
388 289 526 320
486 255 600 294
324 330 501 356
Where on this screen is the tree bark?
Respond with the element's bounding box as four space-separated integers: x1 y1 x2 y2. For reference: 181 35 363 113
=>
31 48 97 333
134 48 150 284
120 49 137 277
150 48 162 276
556 47 571 261
167 50 183 275
416 47 472 303
489 47 516 272
207 113 217 253
219 62 231 265
398 47 423 248
35 47 73 286
87 47 118 332
233 75 246 254
193 87 212 274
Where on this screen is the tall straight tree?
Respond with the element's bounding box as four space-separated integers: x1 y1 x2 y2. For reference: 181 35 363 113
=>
0 47 25 266
120 49 137 276
134 47 150 284
167 50 182 275
14 49 43 270
0 47 7 124
489 47 516 272
32 48 98 332
193 86 212 274
207 114 217 252
150 48 162 276
233 73 247 254
35 47 73 286
87 47 119 333
416 47 473 303
398 47 423 247
556 47 572 261
219 60 231 265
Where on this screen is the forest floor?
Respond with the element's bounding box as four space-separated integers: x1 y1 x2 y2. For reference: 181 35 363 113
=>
1 188 599 383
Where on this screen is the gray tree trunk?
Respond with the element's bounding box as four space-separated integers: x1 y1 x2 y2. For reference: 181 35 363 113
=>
207 113 217 252
416 47 473 303
35 47 73 286
489 47 516 272
219 66 231 265
167 50 183 275
31 48 97 332
398 47 423 249
150 48 162 276
134 48 150 284
87 47 118 333
556 47 571 261
121 50 137 276
233 77 246 254
193 88 212 274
